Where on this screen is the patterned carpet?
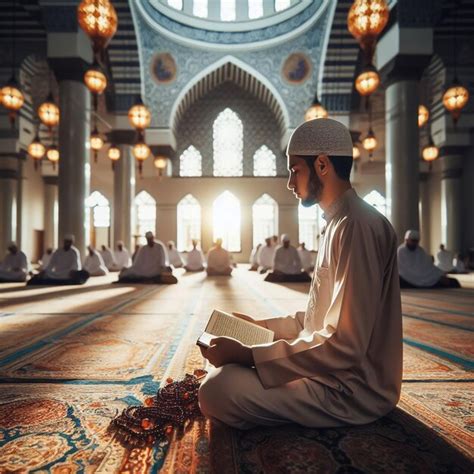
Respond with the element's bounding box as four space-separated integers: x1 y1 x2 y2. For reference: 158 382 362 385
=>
0 268 472 473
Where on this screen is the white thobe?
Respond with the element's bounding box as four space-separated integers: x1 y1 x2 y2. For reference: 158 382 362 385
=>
84 252 108 276
298 248 315 272
398 245 443 287
273 245 302 274
0 251 28 281
249 247 259 266
199 189 402 429
186 248 205 270
257 245 275 269
207 247 231 273
436 249 454 272
39 252 53 271
113 248 132 270
100 248 116 270
168 248 184 268
45 247 81 279
120 241 166 278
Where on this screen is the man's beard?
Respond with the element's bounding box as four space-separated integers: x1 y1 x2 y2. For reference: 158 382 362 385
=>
301 170 323 207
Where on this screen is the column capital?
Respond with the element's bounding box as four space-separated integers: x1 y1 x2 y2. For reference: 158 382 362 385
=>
379 54 432 87
107 130 137 145
49 57 91 83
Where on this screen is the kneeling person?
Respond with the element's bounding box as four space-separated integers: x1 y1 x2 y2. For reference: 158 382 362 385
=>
84 246 109 276
206 239 232 276
0 242 28 282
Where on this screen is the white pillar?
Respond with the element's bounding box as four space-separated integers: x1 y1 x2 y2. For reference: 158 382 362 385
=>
43 176 58 249
0 168 18 252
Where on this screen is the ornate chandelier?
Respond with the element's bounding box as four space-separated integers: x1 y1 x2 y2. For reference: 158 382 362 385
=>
38 93 60 129
305 93 328 121
355 63 380 96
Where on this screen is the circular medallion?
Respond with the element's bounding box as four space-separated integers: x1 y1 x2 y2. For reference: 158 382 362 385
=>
151 53 177 84
282 53 312 84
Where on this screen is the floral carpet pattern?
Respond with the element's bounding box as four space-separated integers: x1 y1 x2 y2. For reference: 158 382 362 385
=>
0 269 472 473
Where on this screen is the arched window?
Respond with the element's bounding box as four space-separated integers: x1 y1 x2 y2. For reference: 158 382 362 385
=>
193 0 208 17
248 0 263 19
253 145 276 176
134 191 156 244
221 0 236 21
86 191 110 228
167 0 182 9
213 191 241 251
177 194 201 251
275 0 290 12
252 194 278 248
298 204 324 251
213 108 243 176
179 145 202 177
363 190 387 217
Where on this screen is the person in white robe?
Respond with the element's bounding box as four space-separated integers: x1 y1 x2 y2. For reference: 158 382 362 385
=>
118 231 177 283
84 246 108 276
298 242 315 272
257 238 275 274
249 244 262 271
265 235 311 282
185 240 205 272
28 235 89 285
111 241 132 271
199 118 403 430
0 242 28 282
100 245 116 271
206 239 232 276
436 244 454 273
167 241 184 268
398 231 460 288
39 248 53 271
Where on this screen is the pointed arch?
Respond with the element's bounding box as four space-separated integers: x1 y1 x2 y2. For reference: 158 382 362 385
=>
213 191 241 251
179 145 202 177
253 145 277 176
252 194 278 248
86 191 110 228
134 191 157 244
213 108 243 176
177 194 201 251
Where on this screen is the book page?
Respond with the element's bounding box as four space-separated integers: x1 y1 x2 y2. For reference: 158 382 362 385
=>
201 309 274 346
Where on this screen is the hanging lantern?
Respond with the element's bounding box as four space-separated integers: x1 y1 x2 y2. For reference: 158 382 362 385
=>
362 127 377 159
133 139 150 176
108 143 120 170
355 63 380 96
38 93 60 129
347 0 389 61
305 93 328 121
46 145 60 170
28 134 46 170
1 77 25 127
418 105 429 128
77 0 118 54
442 79 469 124
422 136 439 162
128 97 151 130
84 63 107 95
90 127 104 163
352 144 361 160
154 155 168 177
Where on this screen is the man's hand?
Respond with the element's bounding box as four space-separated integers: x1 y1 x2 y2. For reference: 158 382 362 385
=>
199 337 254 368
232 312 267 328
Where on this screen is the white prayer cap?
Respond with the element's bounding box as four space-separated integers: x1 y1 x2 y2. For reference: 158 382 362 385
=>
281 233 290 242
64 234 75 241
145 231 154 239
287 118 353 157
404 230 420 241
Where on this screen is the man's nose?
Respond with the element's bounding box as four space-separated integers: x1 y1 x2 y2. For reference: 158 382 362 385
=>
287 175 295 191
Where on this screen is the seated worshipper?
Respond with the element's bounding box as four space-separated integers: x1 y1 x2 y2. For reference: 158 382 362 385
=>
132 244 140 263
398 230 460 288
249 244 262 271
39 248 54 271
453 253 468 274
83 246 109 276
206 239 232 276
167 241 184 268
111 241 132 271
298 242 316 273
0 242 28 282
198 118 403 430
257 237 275 274
118 231 177 284
100 245 116 271
265 234 311 282
28 235 89 285
185 240 205 272
436 244 454 273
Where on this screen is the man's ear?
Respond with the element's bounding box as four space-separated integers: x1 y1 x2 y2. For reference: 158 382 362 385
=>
315 154 330 176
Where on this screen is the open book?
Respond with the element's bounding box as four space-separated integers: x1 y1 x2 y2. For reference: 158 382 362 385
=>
197 309 274 348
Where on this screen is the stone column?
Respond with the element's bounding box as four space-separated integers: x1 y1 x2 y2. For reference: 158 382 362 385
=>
57 79 90 256
43 176 58 249
240 202 253 264
114 145 135 250
440 149 463 253
0 168 18 252
418 170 431 251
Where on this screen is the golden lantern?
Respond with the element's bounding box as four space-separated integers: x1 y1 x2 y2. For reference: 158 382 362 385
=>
128 97 151 130
108 143 120 170
1 77 25 127
442 79 469 124
418 105 429 128
47 145 60 170
352 144 361 160
38 93 60 129
77 0 118 53
154 155 168 177
132 137 150 176
90 127 104 163
347 0 389 60
362 127 377 159
28 134 46 170
355 63 380 96
305 93 328 121
422 136 439 162
84 64 107 95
